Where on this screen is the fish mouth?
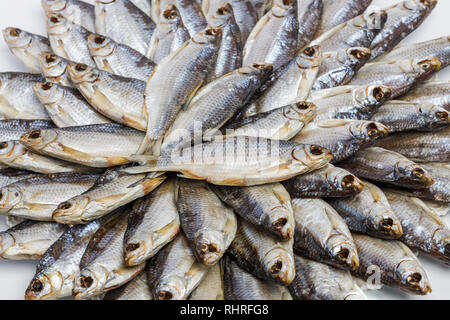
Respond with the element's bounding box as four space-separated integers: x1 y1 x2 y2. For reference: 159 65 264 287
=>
155 277 186 300
411 168 434 187
196 240 222 266
73 269 106 300
269 207 293 240
341 174 364 193
263 248 295 285
52 198 89 224
124 241 147 267
405 272 432 295
330 242 359 270
25 272 63 300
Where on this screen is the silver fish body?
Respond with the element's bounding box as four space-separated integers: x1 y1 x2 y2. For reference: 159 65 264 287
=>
177 179 237 266
73 211 145 300
128 136 333 186
33 82 111 127
370 101 449 133
0 172 99 221
249 0 272 19
243 0 298 70
41 0 96 33
131 0 152 16
124 178 180 266
297 0 323 50
384 190 450 265
374 126 450 163
228 218 295 286
211 182 295 241
349 58 441 99
370 0 437 59
0 168 38 189
312 47 371 90
94 0 156 55
351 233 432 295
289 255 367 300
147 233 209 300
223 256 293 300
2 28 51 73
52 168 166 224
282 163 364 198
244 45 322 116
0 73 50 120
400 80 450 112
88 34 156 82
46 14 96 67
292 198 359 271
327 180 403 239
140 28 221 154
406 162 450 202
0 220 68 260
189 262 224 300
338 147 435 189
292 119 389 163
38 52 73 87
160 64 273 154
20 124 146 168
0 120 55 142
67 63 147 131
311 85 392 121
103 269 153 300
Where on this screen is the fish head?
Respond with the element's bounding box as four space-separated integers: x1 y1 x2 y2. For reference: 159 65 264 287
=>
291 144 333 169
209 3 234 28
265 205 294 241
328 237 360 270
0 231 14 258
360 9 387 31
263 246 295 285
431 228 450 264
67 62 100 85
155 275 188 300
124 237 153 267
0 185 22 214
46 14 70 35
418 103 450 129
2 27 31 48
245 63 274 83
350 121 389 142
405 0 437 12
87 34 116 58
41 0 69 12
296 45 322 69
395 161 434 188
52 196 90 224
33 82 64 105
194 230 226 266
0 140 19 161
38 52 67 77
410 58 441 79
356 85 392 107
20 129 58 150
345 47 371 67
395 258 432 295
25 270 65 300
73 266 108 300
327 166 364 194
157 4 182 34
285 102 316 122
193 27 222 45
272 0 296 16
366 204 403 239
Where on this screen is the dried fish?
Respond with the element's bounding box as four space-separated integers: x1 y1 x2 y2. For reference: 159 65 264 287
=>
0 172 98 221
124 178 180 266
94 0 156 55
292 198 359 270
2 28 51 73
131 0 152 16
282 163 364 198
38 52 73 87
297 0 323 50
212 183 295 241
128 136 332 186
0 220 68 260
338 147 435 189
311 85 392 121
328 180 403 239
67 63 147 131
289 255 367 300
0 168 37 189
0 120 55 142
189 262 224 300
312 47 371 90
33 82 111 127
177 179 237 266
374 126 450 162
292 119 389 163
0 73 50 120
243 0 298 70
103 269 153 300
41 0 96 33
52 169 166 224
370 0 437 59
400 80 450 112
88 34 156 82
20 124 146 168
147 233 209 300
352 233 432 295
250 0 272 19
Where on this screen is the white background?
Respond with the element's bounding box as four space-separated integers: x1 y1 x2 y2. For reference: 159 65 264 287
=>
0 0 449 300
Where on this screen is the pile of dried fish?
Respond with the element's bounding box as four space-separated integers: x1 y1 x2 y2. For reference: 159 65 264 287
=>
0 0 448 300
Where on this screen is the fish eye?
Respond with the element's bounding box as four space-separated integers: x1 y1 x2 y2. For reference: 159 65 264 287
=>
373 87 385 101
158 291 173 300
31 280 43 292
0 142 8 149
94 36 106 45
407 273 422 285
217 6 229 15
341 175 355 188
412 168 424 178
9 28 21 37
435 111 448 120
303 47 316 57
45 54 57 64
28 130 42 140
420 63 431 71
163 8 177 19
273 218 287 230
0 191 3 201
80 276 94 288
42 82 53 91
366 123 379 137
381 218 394 228
282 0 293 6
205 28 220 36
296 102 310 110
57 201 72 210
350 49 367 59
336 248 349 260
75 63 88 72
310 145 323 155
125 243 140 252
50 16 60 24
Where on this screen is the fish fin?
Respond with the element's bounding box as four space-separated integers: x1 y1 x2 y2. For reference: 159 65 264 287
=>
121 164 161 174
177 171 206 181
136 135 153 155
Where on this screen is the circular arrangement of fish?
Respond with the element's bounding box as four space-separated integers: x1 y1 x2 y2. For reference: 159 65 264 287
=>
0 0 449 300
